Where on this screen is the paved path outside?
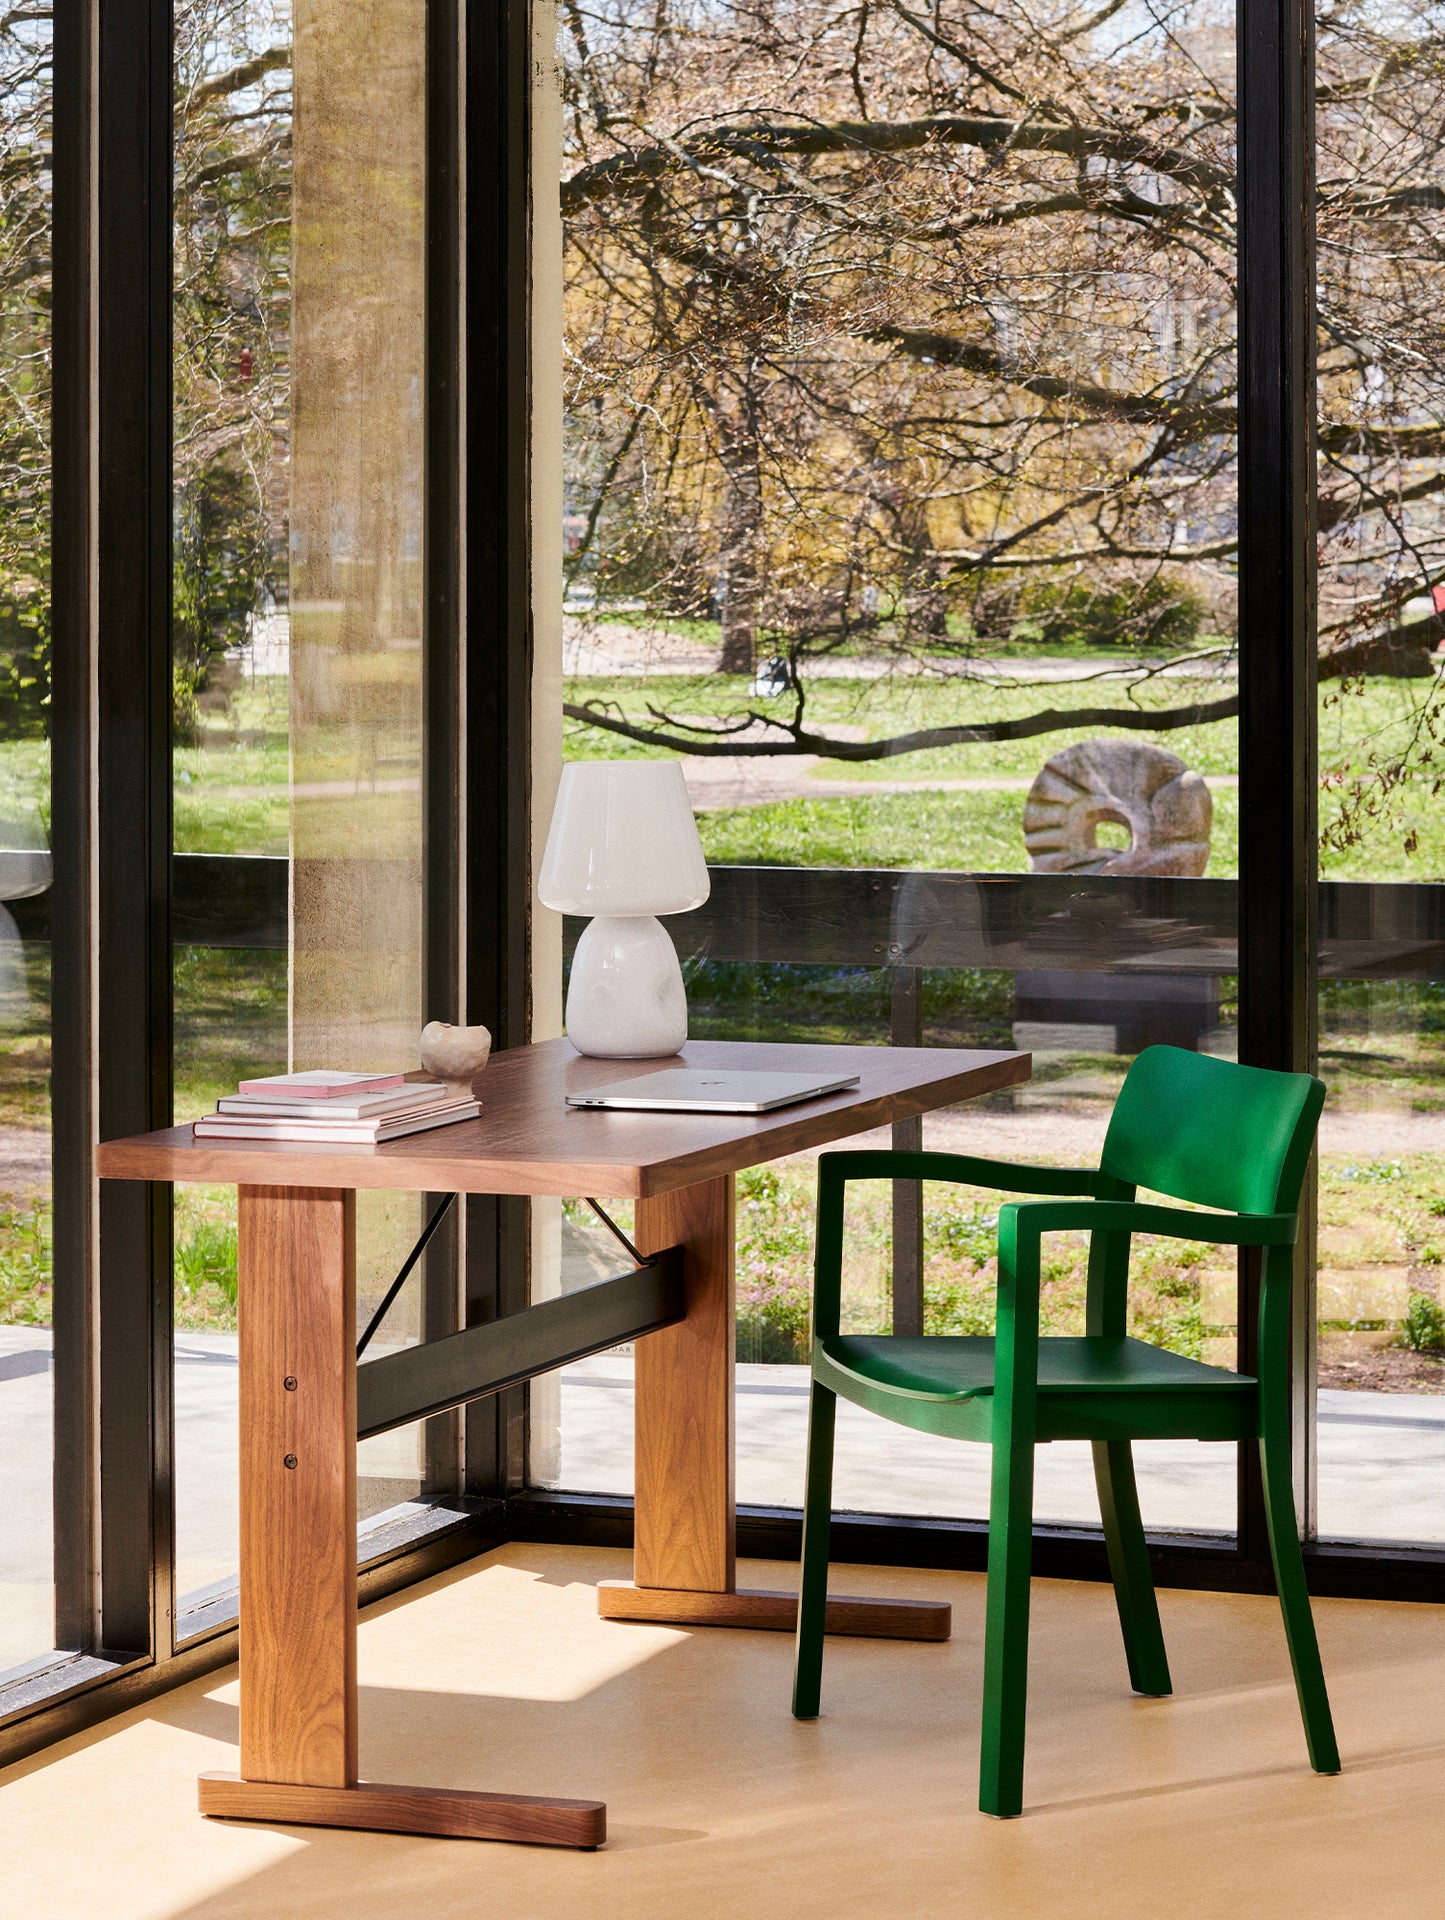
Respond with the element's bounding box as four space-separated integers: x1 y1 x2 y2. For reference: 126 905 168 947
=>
776 1107 1445 1166
561 627 1242 810
5 1324 1445 1677
0 1326 435 1675
0 1326 51 1670
677 757 1240 813
562 617 1238 685
552 1356 1445 1548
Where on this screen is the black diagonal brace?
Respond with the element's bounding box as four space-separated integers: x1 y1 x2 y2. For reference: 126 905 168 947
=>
356 1192 457 1359
356 1246 685 1441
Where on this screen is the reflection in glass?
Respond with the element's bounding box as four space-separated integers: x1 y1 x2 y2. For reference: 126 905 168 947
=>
172 1 295 1615
1312 1 1445 1545
171 1 435 1622
552 1 1241 1535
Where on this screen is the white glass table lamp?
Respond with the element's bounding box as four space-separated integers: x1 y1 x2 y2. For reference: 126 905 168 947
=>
538 760 710 1058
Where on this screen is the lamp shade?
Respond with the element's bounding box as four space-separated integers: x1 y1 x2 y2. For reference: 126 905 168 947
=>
538 761 710 917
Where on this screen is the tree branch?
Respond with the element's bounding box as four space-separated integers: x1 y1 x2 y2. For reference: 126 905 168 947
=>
563 691 1242 758
1319 420 1445 460
561 111 1233 213
180 132 291 198
1323 182 1445 215
922 530 1242 569
869 325 1237 432
188 46 290 110
564 613 1399 761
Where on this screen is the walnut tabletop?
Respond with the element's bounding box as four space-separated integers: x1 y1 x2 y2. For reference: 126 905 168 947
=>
96 1036 1030 1199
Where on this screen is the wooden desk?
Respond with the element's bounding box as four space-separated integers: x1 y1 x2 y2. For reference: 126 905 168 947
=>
98 1038 1028 1847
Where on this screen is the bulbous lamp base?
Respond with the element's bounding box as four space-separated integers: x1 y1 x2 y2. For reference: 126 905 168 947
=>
565 914 688 1059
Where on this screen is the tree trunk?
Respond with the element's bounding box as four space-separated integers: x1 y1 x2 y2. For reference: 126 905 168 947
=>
897 496 949 641
717 390 763 676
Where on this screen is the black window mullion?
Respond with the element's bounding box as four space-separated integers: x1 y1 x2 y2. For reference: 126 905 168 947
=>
1236 0 1319 1558
422 0 465 1495
50 0 176 1667
92 0 175 1660
49 0 98 1658
461 0 534 1500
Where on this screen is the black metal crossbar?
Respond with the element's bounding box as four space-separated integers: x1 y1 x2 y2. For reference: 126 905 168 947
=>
59 855 1444 980
355 1248 685 1441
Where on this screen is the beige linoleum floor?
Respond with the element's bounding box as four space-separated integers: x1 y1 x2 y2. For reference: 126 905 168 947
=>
3 1543 1443 1920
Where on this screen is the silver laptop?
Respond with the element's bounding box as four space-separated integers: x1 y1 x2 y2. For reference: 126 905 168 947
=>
566 1068 861 1114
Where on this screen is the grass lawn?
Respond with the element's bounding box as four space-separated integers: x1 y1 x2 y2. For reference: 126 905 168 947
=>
171 674 422 857
3 660 1437 876
565 669 1445 880
696 785 1244 873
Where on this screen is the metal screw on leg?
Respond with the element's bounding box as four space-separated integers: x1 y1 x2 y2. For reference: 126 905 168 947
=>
283 1376 297 1391
283 1453 298 1469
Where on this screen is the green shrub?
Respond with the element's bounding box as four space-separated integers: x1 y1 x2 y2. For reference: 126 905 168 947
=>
736 1165 816 1362
1016 574 1206 652
927 1199 1000 1268
175 1220 239 1308
0 1198 51 1324
0 593 49 739
925 1270 996 1337
1400 1291 1445 1354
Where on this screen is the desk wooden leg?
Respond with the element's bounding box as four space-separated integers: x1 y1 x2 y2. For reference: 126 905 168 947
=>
200 1185 605 1850
236 1184 358 1789
597 1175 950 1644
632 1175 738 1594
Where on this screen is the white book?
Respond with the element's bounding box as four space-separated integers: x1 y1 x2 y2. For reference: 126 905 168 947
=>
218 1083 450 1119
193 1100 480 1144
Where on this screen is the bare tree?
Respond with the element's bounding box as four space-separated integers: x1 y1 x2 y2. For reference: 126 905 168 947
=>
172 1 292 735
0 7 293 739
0 9 53 737
560 0 1445 768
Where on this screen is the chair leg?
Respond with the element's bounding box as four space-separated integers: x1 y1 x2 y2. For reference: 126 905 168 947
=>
1092 1439 1171 1697
979 1431 1036 1817
792 1380 837 1719
1257 1433 1341 1774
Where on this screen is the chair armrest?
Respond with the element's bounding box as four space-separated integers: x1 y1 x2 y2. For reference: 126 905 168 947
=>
811 1153 1124 1340
1000 1198 1297 1248
817 1149 1115 1198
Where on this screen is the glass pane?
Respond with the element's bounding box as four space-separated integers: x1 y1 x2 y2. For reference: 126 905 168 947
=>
0 10 56 1675
1314 0 1445 1544
549 0 1241 1538
172 0 441 1629
172 1 294 1619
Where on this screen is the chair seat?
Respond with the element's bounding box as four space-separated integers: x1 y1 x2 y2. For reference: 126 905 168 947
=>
821 1333 1254 1400
814 1334 1258 1444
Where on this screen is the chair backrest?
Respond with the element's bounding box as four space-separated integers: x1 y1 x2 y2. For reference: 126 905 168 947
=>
1100 1045 1325 1217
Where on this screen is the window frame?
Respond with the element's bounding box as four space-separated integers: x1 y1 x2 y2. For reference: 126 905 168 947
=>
0 0 535 1766
8 0 1445 1776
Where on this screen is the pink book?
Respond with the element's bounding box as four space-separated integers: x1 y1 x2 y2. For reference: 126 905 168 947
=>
236 1069 406 1100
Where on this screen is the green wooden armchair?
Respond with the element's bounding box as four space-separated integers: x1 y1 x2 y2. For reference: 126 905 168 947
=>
791 1044 1339 1818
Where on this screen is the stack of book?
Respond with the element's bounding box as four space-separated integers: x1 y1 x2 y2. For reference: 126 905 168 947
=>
192 1070 480 1144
